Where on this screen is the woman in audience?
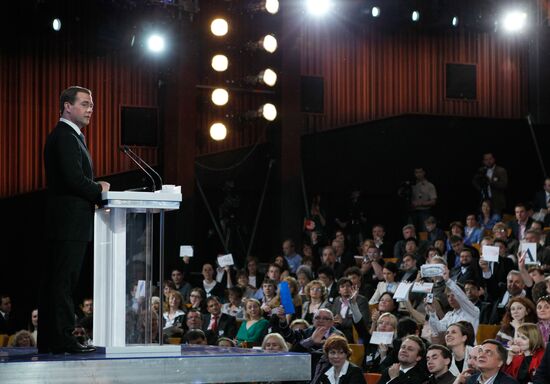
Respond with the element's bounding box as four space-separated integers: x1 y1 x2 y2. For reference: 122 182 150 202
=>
221 286 245 320
9 330 35 347
274 255 291 280
433 239 447 259
496 297 537 347
217 336 236 347
370 292 400 334
162 279 177 311
364 312 398 373
163 291 186 336
445 221 464 251
201 263 224 299
236 269 257 298
504 323 545 384
236 298 269 347
311 334 366 384
478 199 501 231
261 332 289 352
296 265 313 298
368 262 399 304
188 287 207 313
301 280 329 324
290 319 310 331
445 322 475 376
537 295 550 345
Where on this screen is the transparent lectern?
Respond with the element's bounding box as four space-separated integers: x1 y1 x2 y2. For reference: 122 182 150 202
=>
93 190 182 354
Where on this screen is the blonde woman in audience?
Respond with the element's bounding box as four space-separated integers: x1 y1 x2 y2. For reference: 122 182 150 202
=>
504 323 545 384
364 312 398 373
261 333 289 352
236 298 269 347
9 330 35 347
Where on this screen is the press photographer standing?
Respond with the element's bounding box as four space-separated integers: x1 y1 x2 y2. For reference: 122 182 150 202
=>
472 152 508 214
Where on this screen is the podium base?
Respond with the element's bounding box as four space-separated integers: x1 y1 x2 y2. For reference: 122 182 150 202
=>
96 344 182 356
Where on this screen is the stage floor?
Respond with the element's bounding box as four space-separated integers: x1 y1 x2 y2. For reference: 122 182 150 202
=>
0 345 311 383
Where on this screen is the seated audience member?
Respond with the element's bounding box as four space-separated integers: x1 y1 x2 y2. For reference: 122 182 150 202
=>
78 298 93 320
522 265 547 303
479 237 514 292
254 266 282 301
378 335 429 384
321 246 346 279
364 313 398 373
221 286 245 320
399 253 419 282
273 254 291 280
201 263 225 299
261 332 289 352
310 335 366 384
184 309 204 333
0 294 16 335
427 268 480 338
296 265 313 298
235 298 269 347
29 308 38 342
302 280 330 324
278 276 302 321
369 262 399 304
290 319 310 331
464 214 483 246
371 293 400 334
463 280 492 324
184 329 207 345
446 235 479 270
446 223 465 253
393 224 428 262
495 297 536 347
255 278 280 316
235 269 257 298
492 222 520 258
162 280 177 311
202 296 237 345
403 238 421 264
171 267 191 303
450 248 481 286
508 203 534 242
478 199 502 231
532 178 550 215
217 336 236 347
463 340 519 384
426 344 457 384
9 329 35 347
372 224 392 259
445 322 475 376
504 323 545 384
537 295 550 345
163 291 186 338
345 266 370 298
317 266 339 303
424 216 447 244
329 277 370 343
359 245 385 297
282 238 302 274
484 270 529 324
245 256 264 289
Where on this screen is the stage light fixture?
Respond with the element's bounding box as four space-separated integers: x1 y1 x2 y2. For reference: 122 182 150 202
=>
452 16 459 27
211 54 229 72
371 7 380 18
260 68 277 87
211 88 229 106
265 0 280 14
262 34 278 53
210 122 227 141
261 103 277 121
305 0 332 17
52 18 62 31
411 11 420 22
147 34 165 53
502 10 527 32
211 18 229 37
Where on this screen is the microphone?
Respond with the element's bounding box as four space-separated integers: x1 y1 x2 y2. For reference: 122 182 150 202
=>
119 146 156 191
122 145 163 190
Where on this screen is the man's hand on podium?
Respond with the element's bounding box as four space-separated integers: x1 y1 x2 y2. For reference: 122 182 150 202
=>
99 181 110 192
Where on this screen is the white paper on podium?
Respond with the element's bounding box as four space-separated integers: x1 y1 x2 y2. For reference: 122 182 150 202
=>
482 245 500 262
411 282 434 293
370 331 394 345
393 282 413 302
180 245 194 257
421 264 445 278
217 253 235 267
521 242 538 265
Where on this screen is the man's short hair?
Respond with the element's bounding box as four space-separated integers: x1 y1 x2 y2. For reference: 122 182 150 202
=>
206 296 220 305
59 86 91 115
403 335 425 357
336 277 353 289
397 317 418 339
482 339 507 364
184 329 206 343
424 216 437 225
449 221 464 231
344 266 362 278
464 280 480 289
427 344 453 368
450 235 464 244
262 278 278 288
402 224 416 232
268 263 282 273
405 237 418 246
317 266 335 280
459 248 473 258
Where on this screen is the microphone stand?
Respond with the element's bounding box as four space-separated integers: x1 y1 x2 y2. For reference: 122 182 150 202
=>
119 146 156 191
123 145 163 190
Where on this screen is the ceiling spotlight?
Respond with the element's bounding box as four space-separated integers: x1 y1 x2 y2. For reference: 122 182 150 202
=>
52 18 62 31
210 18 229 37
411 11 420 22
452 16 459 27
147 34 165 53
211 88 229 106
262 34 278 53
265 0 280 14
261 103 277 121
260 68 277 87
305 0 332 17
371 7 380 18
502 10 527 32
210 122 227 141
211 54 229 72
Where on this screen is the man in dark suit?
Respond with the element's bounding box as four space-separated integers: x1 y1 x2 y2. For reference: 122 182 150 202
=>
0 294 16 335
533 178 550 212
40 86 110 354
450 249 481 286
472 152 508 214
202 296 236 345
379 335 429 384
466 340 518 384
508 203 534 241
329 277 370 343
534 341 550 384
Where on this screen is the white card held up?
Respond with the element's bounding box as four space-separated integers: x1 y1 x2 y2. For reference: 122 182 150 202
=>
393 282 413 302
180 245 194 257
370 331 394 345
521 242 538 265
421 264 445 278
217 253 235 267
482 245 499 262
411 282 434 293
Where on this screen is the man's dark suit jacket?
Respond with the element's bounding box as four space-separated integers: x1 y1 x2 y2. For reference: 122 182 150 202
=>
379 363 429 384
329 295 370 343
0 313 16 335
534 343 550 384
533 190 550 211
473 165 508 214
450 264 480 286
466 371 518 384
202 313 237 345
44 121 102 241
507 218 534 241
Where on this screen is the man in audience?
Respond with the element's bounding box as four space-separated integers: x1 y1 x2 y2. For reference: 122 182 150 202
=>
184 309 203 333
345 266 370 298
329 277 370 342
254 278 278 311
379 335 429 384
465 340 518 384
202 296 236 345
424 216 447 244
171 267 191 303
464 280 492 324
266 263 282 282
404 238 421 264
492 223 519 257
332 238 353 268
479 236 514 289
321 246 346 279
447 236 479 270
533 177 550 214
472 152 508 214
184 329 207 345
317 266 339 302
484 270 528 324
426 344 456 384
282 238 302 274
508 203 533 241
410 166 437 232
394 224 428 261
399 253 419 282
450 249 480 286
0 294 15 335
77 298 93 320
372 224 392 258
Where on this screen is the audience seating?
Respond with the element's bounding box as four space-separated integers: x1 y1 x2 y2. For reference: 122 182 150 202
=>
365 372 382 384
383 258 398 264
472 243 481 251
0 334 8 347
476 324 500 344
167 337 182 345
349 343 365 366
418 232 428 241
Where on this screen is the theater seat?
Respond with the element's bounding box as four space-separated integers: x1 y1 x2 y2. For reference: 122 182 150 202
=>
365 372 382 384
476 324 500 344
418 232 428 241
383 258 398 264
0 334 8 347
167 337 182 345
349 343 365 366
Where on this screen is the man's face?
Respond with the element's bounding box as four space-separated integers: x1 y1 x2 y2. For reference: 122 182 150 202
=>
525 232 539 243
467 346 482 370
398 338 422 366
482 153 495 168
405 241 417 254
425 222 436 232
31 309 38 326
348 274 361 288
65 91 94 128
263 283 275 297
81 299 93 315
402 256 416 271
465 284 480 302
451 241 464 254
447 293 460 309
426 349 450 375
282 240 293 256
515 206 527 222
403 228 415 239
507 275 524 296
544 179 550 193
313 309 334 328
459 251 472 266
318 273 332 288
493 227 508 240
372 226 384 239
0 297 11 314
267 266 281 281
171 270 183 284
338 282 352 299
207 299 221 316
466 215 477 227
186 312 202 329
477 343 503 371
322 248 336 265
414 168 426 181
332 240 344 256
202 264 214 280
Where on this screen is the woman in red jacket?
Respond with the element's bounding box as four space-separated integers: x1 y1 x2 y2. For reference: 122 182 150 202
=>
504 322 545 384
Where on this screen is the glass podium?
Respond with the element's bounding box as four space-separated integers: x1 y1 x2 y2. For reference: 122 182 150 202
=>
93 190 182 354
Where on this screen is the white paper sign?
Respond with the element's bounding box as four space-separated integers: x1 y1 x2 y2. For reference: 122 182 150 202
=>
135 280 146 299
481 245 500 262
217 253 235 267
411 282 434 293
370 331 394 345
421 264 445 278
180 245 194 257
521 242 538 265
393 282 413 302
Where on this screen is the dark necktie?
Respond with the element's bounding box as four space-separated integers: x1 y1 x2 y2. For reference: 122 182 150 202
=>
79 133 87 147
211 316 218 332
